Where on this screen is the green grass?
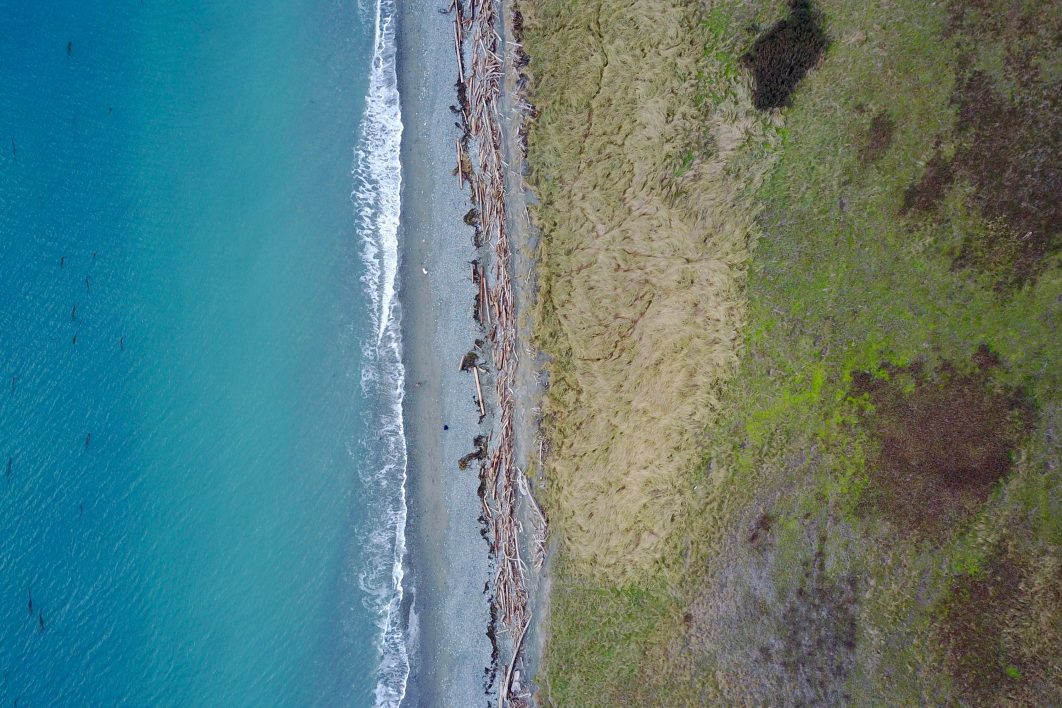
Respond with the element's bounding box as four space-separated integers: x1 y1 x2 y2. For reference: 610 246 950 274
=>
730 0 1060 532
687 0 1060 701
530 0 1061 703
543 567 677 705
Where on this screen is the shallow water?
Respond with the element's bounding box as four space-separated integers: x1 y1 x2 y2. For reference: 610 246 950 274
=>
0 1 403 704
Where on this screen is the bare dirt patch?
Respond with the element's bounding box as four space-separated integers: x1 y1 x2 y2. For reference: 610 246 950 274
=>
901 152 954 215
860 110 895 163
950 69 1062 286
938 546 1062 705
851 355 1033 536
742 1 828 110
902 1 1062 286
688 515 860 706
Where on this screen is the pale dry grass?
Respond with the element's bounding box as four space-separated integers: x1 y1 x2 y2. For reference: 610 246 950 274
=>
524 0 776 578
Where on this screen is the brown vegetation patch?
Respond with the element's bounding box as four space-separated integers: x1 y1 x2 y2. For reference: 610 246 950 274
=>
938 546 1062 705
971 342 1002 372
903 1 1062 286
901 152 954 215
951 69 1062 286
852 356 1033 535
741 1 828 110
766 538 859 704
747 511 774 552
861 110 895 163
525 0 773 577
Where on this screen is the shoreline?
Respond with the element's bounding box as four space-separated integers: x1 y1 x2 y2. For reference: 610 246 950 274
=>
395 1 545 705
394 3 494 706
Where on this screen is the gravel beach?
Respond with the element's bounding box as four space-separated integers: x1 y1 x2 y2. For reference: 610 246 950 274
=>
395 4 493 705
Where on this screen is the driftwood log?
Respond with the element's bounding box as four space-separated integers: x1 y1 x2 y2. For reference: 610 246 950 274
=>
451 1 540 706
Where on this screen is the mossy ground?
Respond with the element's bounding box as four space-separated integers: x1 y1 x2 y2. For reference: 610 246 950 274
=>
526 0 1061 704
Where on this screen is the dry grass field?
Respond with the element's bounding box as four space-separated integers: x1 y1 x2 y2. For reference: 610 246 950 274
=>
523 0 776 578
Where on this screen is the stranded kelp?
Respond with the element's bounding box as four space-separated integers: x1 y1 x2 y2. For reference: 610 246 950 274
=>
742 1 827 110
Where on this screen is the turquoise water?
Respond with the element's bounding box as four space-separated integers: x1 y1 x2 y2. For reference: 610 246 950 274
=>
0 0 403 704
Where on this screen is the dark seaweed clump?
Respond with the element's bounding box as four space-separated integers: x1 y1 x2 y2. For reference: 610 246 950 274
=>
742 1 828 111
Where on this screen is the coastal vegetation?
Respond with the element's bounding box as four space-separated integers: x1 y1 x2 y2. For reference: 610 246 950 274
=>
523 0 777 579
523 0 1061 704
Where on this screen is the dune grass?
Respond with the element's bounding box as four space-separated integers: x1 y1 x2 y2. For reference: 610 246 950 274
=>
524 0 776 579
525 0 1061 704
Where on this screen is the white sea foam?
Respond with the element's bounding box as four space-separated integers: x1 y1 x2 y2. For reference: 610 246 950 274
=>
357 0 403 347
352 0 410 705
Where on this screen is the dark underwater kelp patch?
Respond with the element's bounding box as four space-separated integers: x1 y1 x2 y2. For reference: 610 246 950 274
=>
741 1 828 110
851 355 1033 536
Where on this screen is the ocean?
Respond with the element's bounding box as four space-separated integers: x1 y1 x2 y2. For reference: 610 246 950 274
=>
0 0 409 704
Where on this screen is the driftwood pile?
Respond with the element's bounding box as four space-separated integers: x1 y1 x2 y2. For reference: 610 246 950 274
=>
450 1 541 705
